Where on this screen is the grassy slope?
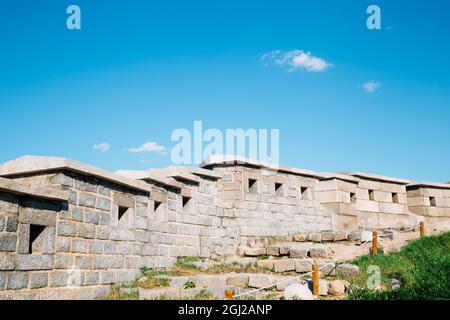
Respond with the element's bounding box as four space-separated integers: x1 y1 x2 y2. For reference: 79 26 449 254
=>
347 232 450 300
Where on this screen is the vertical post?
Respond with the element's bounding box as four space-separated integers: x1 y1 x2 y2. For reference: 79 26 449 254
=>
225 290 234 300
420 221 425 237
312 263 319 296
372 231 378 255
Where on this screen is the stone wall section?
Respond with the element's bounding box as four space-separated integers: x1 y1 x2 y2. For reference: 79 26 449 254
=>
407 185 450 229
210 165 333 251
355 178 415 229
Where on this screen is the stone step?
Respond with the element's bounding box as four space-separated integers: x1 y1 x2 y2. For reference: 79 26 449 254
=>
244 242 335 259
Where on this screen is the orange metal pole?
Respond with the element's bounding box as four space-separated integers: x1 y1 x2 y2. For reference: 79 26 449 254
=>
420 221 425 237
225 290 234 300
312 263 319 296
372 231 378 255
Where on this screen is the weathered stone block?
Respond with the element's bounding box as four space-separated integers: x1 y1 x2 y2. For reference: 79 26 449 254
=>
98 185 112 197
99 271 116 284
56 238 70 253
307 232 321 242
6 272 29 290
336 264 360 277
244 247 266 257
321 231 334 242
71 207 84 222
84 271 100 285
266 246 280 256
5 216 18 232
333 231 348 241
84 211 100 224
99 212 110 226
289 247 308 258
96 197 111 211
226 275 249 287
0 254 15 270
57 223 76 237
50 173 73 187
348 231 361 241
96 226 111 240
68 191 77 205
79 193 96 208
49 271 68 287
248 275 274 288
30 272 48 289
328 280 346 296
71 239 88 253
294 258 314 273
54 255 73 269
16 255 53 270
19 207 56 226
0 272 5 290
88 241 104 254
273 259 295 272
0 235 17 252
256 259 274 270
77 223 95 239
293 233 308 242
309 247 332 258
75 255 93 269
0 216 5 231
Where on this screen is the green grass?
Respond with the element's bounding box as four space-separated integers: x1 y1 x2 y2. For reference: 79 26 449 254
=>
175 256 200 270
347 232 450 300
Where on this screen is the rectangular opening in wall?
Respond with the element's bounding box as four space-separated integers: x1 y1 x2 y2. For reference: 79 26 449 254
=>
117 206 133 228
368 189 375 201
430 197 436 207
118 206 129 221
350 192 357 203
392 193 399 203
300 187 308 199
275 183 283 191
248 179 257 193
182 196 191 207
154 201 162 212
29 224 46 254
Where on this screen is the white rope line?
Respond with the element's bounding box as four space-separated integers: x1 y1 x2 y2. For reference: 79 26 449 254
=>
231 225 421 299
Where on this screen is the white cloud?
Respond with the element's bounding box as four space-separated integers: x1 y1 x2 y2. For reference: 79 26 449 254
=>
127 141 167 154
261 50 332 72
361 80 381 93
93 142 110 152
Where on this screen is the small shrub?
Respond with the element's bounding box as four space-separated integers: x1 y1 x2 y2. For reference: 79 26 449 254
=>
184 280 196 289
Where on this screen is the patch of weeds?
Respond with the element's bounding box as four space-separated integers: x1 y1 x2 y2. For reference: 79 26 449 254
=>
184 280 196 289
204 261 273 274
192 289 214 300
140 266 168 278
106 285 139 300
256 254 270 260
138 276 170 289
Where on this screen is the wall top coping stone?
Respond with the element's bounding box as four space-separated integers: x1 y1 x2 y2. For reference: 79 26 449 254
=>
202 155 327 180
117 166 222 188
407 181 450 190
0 176 68 201
320 174 360 184
164 166 223 180
115 169 183 190
342 172 411 185
0 156 155 193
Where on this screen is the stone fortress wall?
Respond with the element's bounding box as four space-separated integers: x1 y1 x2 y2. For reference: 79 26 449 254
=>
0 155 449 299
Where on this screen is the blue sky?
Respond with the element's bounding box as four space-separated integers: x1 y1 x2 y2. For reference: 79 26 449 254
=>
0 0 449 182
